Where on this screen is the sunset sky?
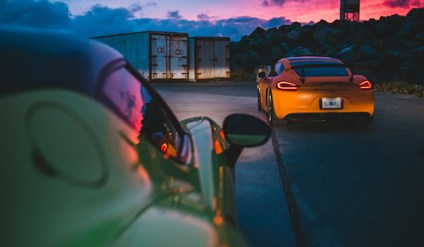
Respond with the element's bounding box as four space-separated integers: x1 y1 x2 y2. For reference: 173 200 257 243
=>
60 0 422 22
1 0 423 40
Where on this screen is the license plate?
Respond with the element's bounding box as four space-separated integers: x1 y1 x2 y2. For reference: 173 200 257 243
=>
321 97 343 109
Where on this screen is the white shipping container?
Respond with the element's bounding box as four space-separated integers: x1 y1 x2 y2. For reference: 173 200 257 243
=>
188 37 230 81
94 31 188 81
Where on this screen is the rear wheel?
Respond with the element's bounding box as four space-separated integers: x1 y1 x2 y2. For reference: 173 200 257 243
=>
267 92 289 127
267 92 278 126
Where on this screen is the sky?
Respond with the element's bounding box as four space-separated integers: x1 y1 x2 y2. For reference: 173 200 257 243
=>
1 0 423 40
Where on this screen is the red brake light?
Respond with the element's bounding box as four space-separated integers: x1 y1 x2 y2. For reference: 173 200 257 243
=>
276 81 298 91
359 80 372 90
160 143 168 153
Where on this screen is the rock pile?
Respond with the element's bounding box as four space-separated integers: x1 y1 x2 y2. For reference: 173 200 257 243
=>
231 8 424 84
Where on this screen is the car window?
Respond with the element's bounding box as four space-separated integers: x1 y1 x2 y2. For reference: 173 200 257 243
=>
102 67 182 160
274 63 281 75
293 67 349 77
291 61 349 77
276 63 284 75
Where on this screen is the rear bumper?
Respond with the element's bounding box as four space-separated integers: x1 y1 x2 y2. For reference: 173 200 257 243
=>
272 88 375 120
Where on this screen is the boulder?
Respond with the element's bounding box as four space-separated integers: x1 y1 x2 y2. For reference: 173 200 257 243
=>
285 46 313 57
238 35 251 46
405 7 424 23
287 28 301 43
297 25 315 43
358 43 377 59
269 46 284 62
244 50 261 71
264 27 285 45
278 24 295 34
412 46 424 58
230 7 424 83
249 27 266 39
374 14 403 37
247 38 266 50
313 26 344 46
400 60 421 81
336 46 360 64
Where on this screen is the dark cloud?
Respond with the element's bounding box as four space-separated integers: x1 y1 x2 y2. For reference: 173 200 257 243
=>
167 10 182 19
411 0 424 7
383 0 410 8
73 4 137 36
129 3 143 13
0 1 293 41
262 0 305 7
262 0 271 6
197 13 210 21
0 0 71 29
265 17 292 28
263 0 285 6
383 0 421 8
146 2 158 7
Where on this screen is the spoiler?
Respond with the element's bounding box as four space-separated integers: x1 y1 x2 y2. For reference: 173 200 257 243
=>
290 63 353 83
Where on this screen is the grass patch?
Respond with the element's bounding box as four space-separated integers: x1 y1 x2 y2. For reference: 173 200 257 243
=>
375 81 424 97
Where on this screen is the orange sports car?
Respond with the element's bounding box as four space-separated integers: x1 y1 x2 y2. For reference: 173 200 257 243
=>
257 56 374 126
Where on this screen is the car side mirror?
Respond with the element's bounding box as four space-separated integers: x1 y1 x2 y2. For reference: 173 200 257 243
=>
222 114 271 147
257 71 266 79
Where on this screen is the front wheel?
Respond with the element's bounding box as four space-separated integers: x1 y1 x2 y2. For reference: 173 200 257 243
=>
257 88 262 112
267 92 278 126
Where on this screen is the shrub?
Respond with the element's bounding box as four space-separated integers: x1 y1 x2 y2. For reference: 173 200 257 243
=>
375 81 424 97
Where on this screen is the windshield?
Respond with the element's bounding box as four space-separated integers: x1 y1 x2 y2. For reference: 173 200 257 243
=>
102 66 183 161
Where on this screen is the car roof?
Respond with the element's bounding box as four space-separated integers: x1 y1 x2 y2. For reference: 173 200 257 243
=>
0 25 124 97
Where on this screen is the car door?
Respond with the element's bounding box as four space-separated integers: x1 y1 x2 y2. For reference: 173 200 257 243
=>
100 64 246 246
0 70 156 246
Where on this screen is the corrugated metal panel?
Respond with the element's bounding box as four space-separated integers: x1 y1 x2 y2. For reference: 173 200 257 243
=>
188 38 196 81
188 37 230 81
213 39 230 79
151 33 167 80
197 39 215 80
94 32 150 78
93 31 188 81
169 36 188 79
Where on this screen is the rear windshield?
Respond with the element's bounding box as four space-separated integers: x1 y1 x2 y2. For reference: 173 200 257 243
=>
291 61 349 77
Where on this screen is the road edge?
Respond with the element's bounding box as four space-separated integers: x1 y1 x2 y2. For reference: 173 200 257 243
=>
271 129 308 247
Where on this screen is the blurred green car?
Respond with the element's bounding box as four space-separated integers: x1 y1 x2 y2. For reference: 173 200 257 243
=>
0 26 271 246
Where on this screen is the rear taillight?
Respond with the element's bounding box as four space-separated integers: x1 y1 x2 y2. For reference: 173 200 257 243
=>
359 80 372 90
276 81 298 91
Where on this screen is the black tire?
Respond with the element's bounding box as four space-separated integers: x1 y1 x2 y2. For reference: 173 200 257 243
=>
267 92 278 126
257 88 262 112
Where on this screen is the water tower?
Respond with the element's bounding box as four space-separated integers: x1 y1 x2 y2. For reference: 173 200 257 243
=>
340 0 360 22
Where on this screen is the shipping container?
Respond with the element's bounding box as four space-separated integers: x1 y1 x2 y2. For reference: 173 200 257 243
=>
94 31 188 81
188 37 230 81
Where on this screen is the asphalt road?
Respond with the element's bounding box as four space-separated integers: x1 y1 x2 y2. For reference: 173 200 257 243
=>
154 81 424 247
